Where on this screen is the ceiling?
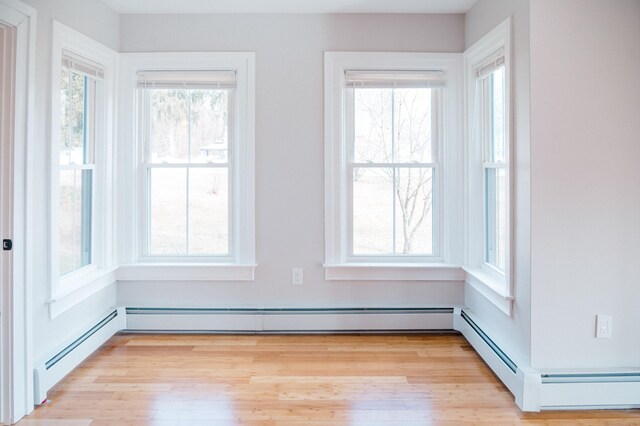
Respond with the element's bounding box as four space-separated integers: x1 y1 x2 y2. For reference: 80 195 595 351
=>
100 0 477 14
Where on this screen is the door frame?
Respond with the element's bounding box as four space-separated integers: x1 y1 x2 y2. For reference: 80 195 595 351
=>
0 0 36 423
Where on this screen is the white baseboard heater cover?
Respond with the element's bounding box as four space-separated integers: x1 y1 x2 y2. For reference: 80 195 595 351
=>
124 307 455 333
453 308 524 398
454 308 640 412
34 308 124 404
540 372 640 410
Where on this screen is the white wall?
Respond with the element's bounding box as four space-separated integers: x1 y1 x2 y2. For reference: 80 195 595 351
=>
530 0 640 369
20 0 119 361
117 14 466 310
464 0 531 366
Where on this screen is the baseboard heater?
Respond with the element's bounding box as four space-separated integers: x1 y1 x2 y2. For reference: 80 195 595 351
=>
539 371 640 410
460 309 517 372
124 307 455 333
34 308 124 404
453 308 535 410
454 308 640 411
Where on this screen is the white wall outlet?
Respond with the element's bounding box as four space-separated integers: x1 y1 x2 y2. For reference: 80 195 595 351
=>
292 268 303 286
596 314 612 339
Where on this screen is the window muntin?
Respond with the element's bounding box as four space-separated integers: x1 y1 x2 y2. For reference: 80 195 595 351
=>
480 63 507 272
58 55 100 276
346 76 442 258
138 73 234 257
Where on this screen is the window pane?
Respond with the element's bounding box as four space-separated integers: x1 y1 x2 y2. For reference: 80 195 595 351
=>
59 169 92 275
395 167 434 254
60 70 88 165
188 168 229 254
485 167 506 271
353 168 393 254
150 89 189 163
59 170 75 275
190 90 228 164
79 169 93 268
150 168 187 254
394 88 434 163
490 67 506 163
353 88 392 163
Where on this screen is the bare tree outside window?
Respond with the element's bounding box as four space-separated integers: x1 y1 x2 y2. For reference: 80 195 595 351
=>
352 87 437 255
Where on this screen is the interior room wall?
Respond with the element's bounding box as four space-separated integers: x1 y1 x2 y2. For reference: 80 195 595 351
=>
529 0 640 369
463 0 531 366
117 14 467 310
20 0 119 361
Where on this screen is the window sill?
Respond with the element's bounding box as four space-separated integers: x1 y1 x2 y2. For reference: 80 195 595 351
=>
48 266 118 319
463 266 513 316
116 263 256 281
324 263 465 281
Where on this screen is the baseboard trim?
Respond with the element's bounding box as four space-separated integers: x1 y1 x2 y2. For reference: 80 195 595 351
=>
32 305 640 412
124 307 455 333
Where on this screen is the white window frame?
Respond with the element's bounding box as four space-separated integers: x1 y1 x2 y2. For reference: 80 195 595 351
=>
48 21 117 317
118 53 256 281
463 18 513 315
324 52 463 281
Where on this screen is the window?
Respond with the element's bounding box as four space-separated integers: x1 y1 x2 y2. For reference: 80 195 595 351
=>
58 53 101 275
120 52 256 275
324 52 462 280
464 18 512 314
138 71 234 257
50 21 117 313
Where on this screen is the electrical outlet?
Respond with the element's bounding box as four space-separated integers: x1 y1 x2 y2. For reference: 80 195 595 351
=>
596 314 612 339
292 268 303 286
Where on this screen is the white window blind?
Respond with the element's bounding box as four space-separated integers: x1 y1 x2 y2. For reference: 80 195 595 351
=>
345 70 446 88
62 50 105 80
475 48 505 79
137 70 237 89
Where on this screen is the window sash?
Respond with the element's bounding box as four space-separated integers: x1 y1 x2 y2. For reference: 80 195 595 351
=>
60 72 97 166
348 164 438 258
145 165 231 257
483 164 506 271
345 84 442 260
58 168 94 276
59 67 98 277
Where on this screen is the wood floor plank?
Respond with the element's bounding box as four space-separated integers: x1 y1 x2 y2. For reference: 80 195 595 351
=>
18 333 640 425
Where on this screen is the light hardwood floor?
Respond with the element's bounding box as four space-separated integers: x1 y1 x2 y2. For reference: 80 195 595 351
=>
19 333 640 425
